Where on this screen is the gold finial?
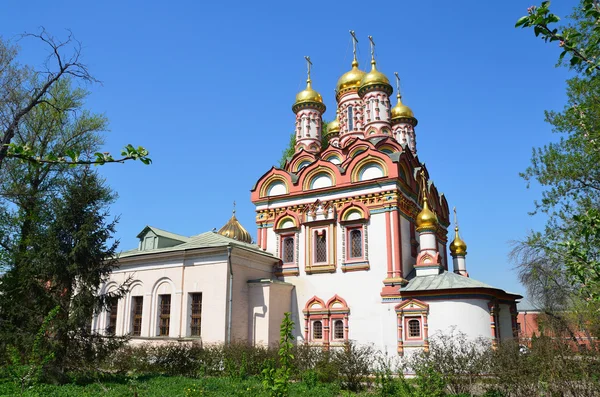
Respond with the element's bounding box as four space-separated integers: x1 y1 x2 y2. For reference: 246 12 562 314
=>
368 35 376 63
233 201 236 215
349 30 359 66
394 72 402 100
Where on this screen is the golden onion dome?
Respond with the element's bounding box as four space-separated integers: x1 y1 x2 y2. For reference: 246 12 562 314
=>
449 227 467 256
359 59 392 96
217 210 253 244
416 197 438 231
327 118 340 135
293 78 325 113
391 94 416 120
336 59 366 96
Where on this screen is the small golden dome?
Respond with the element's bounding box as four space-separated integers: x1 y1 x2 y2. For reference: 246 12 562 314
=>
391 94 415 119
416 197 438 231
295 79 323 105
336 60 366 95
359 59 392 95
327 118 340 135
217 210 253 244
449 227 467 256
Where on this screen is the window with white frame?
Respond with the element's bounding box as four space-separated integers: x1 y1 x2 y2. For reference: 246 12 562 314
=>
312 320 323 340
131 296 143 337
158 294 171 336
333 319 344 340
190 293 202 337
106 300 118 335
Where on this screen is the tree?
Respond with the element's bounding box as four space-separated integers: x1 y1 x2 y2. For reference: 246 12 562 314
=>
0 29 150 169
0 169 128 381
515 0 600 305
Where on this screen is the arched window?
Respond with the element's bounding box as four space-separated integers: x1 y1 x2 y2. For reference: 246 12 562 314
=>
333 320 344 340
348 106 354 131
315 230 327 263
282 236 295 263
408 319 421 338
106 300 118 335
349 229 362 259
313 321 323 340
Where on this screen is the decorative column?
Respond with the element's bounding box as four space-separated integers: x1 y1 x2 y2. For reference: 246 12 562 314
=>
423 312 430 353
397 314 404 356
510 303 519 338
488 300 500 349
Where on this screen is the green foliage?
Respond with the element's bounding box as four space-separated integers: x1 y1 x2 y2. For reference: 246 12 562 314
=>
515 0 600 305
262 312 295 397
516 0 600 74
0 31 150 169
409 329 491 395
5 307 59 395
0 169 128 383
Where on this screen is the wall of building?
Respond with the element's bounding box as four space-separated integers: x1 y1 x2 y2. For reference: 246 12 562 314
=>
230 250 278 342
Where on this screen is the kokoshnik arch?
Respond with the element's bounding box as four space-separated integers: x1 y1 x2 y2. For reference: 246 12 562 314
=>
97 32 521 357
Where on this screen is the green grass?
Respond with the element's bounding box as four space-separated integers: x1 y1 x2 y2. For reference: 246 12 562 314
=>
0 375 359 396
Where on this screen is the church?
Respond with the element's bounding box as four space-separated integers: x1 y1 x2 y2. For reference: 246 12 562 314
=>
95 34 521 356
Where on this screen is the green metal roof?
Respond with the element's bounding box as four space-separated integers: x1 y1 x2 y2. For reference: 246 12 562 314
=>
119 231 275 260
136 225 191 242
401 270 521 297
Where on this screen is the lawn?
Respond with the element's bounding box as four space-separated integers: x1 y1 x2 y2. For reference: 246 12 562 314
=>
0 375 363 396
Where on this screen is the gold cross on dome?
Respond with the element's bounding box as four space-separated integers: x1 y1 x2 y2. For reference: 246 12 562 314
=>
368 35 375 60
304 56 312 81
349 30 359 61
453 207 458 228
394 72 401 96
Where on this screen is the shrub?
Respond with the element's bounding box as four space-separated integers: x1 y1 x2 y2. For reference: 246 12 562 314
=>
334 342 376 392
408 328 491 395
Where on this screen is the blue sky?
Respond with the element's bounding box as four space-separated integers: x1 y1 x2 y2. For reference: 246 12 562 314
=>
2 0 578 297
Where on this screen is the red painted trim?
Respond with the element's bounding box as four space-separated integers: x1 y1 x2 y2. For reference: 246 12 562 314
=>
273 210 301 231
385 211 393 278
392 209 402 278
338 200 371 222
257 225 262 247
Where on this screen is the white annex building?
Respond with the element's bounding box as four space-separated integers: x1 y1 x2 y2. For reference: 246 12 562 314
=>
96 37 521 356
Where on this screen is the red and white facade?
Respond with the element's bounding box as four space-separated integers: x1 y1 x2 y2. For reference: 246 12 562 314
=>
250 52 521 356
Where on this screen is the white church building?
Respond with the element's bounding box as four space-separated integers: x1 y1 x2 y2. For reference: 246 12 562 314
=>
96 36 521 356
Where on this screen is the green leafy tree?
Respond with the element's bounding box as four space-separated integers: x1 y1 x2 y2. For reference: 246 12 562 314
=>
0 169 128 382
0 29 150 169
514 0 600 308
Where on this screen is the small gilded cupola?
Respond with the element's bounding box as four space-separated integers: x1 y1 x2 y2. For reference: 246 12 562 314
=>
293 56 326 155
449 207 469 277
359 36 393 139
391 72 418 154
325 116 341 148
217 203 253 244
415 171 442 276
